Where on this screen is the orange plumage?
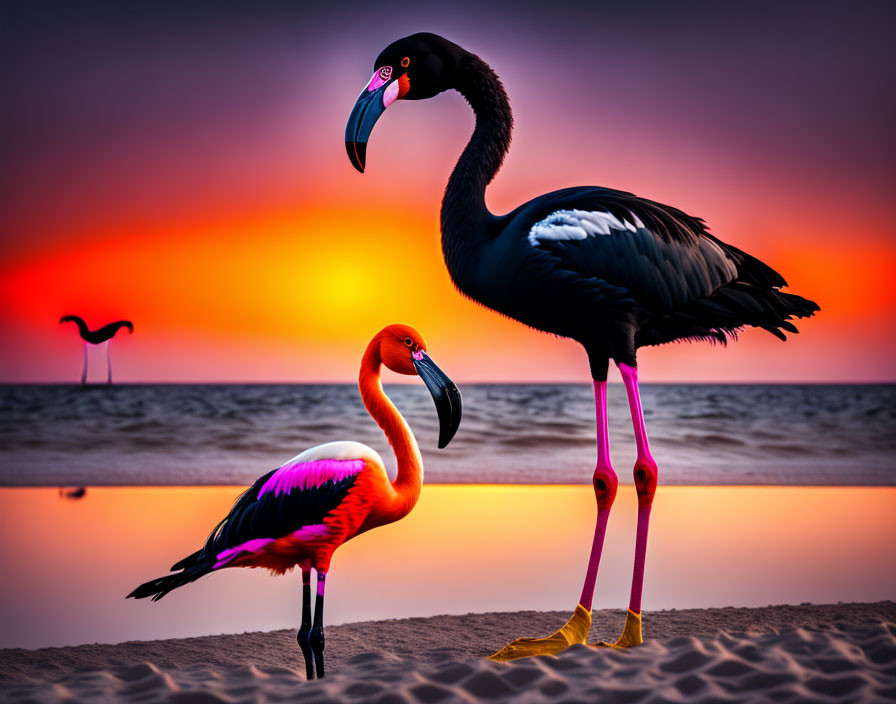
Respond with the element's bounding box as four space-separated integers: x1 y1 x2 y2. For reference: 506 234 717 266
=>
128 324 461 679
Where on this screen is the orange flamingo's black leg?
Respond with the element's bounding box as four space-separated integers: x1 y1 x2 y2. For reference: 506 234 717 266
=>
296 564 314 679
310 571 326 678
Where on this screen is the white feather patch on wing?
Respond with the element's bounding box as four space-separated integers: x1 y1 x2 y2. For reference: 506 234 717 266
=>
528 209 644 246
290 440 384 468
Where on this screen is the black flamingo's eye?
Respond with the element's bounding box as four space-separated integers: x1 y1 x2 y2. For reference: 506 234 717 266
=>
401 56 410 68
404 337 413 347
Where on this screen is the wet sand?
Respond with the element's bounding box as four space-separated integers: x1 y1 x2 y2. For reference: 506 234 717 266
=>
2 602 894 702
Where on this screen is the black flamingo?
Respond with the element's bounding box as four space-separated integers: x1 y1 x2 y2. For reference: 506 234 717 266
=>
345 33 819 659
59 315 133 385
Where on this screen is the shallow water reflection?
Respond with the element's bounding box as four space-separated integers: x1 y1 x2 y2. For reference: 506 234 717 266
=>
1 485 894 648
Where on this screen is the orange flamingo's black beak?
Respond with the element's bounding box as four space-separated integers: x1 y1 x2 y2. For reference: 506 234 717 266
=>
412 350 462 448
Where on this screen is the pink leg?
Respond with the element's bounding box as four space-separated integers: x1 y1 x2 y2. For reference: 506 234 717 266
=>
489 380 618 661
617 363 658 615
579 381 619 610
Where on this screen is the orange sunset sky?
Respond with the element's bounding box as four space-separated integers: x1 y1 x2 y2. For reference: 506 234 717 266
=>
1 1 894 383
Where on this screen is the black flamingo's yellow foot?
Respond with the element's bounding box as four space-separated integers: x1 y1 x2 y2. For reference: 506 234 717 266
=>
592 609 642 649
488 603 592 662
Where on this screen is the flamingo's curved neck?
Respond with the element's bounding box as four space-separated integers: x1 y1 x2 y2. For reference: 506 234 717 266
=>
358 341 423 520
67 316 92 341
441 53 513 267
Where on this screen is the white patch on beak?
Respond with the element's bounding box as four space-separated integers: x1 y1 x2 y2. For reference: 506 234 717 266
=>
383 80 400 108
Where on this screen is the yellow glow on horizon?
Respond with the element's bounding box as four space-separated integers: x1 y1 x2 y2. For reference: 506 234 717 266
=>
2 196 895 382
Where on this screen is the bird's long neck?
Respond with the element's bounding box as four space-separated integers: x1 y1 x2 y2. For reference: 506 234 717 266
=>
65 316 91 340
358 343 423 520
441 53 513 265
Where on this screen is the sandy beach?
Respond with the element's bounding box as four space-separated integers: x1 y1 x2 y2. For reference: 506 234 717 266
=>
3 602 894 702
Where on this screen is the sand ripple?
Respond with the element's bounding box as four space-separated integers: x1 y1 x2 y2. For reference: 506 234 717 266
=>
2 604 895 703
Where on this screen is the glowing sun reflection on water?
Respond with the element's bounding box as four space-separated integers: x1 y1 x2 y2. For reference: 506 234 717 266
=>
1 485 893 648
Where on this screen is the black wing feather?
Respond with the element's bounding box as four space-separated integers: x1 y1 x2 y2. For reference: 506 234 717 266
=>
129 468 358 601
206 472 357 561
531 208 736 309
514 186 818 343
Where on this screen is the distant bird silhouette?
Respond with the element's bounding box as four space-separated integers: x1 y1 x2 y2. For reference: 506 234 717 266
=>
59 315 133 385
346 33 819 659
58 487 87 500
128 324 462 679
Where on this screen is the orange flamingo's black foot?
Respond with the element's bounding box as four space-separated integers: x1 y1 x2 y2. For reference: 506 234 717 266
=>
310 624 325 678
298 569 326 679
297 627 314 679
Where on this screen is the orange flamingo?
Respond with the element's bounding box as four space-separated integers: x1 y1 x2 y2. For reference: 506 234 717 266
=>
128 324 461 679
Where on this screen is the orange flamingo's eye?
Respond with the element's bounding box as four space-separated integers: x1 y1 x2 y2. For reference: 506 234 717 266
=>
401 57 410 68
404 337 413 347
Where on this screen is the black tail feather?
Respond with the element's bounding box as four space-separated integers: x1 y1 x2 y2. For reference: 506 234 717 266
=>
777 291 820 319
778 320 799 334
648 281 819 347
127 562 213 601
759 324 788 341
170 549 203 572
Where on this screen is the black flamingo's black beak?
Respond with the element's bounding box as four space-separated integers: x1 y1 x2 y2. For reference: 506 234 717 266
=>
345 77 397 173
413 351 462 449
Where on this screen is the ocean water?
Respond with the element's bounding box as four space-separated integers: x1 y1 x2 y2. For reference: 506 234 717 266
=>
0 383 893 486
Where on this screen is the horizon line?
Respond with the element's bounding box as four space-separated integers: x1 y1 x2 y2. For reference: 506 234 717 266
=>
2 379 893 387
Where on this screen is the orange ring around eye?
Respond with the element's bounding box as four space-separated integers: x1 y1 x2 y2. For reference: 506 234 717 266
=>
401 56 410 68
